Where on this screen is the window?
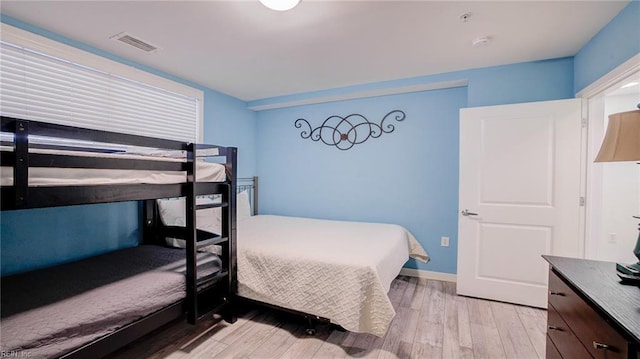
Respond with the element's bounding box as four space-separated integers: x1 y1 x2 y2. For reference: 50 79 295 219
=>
0 23 203 143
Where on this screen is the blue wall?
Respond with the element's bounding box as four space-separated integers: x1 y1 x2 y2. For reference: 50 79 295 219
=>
0 203 140 275
255 58 575 274
257 88 466 273
465 58 574 107
203 89 257 177
0 16 257 275
574 1 640 94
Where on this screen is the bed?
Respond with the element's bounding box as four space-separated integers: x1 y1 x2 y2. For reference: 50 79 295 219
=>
1 246 221 359
236 214 429 337
0 116 238 358
157 177 430 337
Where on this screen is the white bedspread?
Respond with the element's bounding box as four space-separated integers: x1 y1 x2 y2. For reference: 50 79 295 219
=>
237 215 429 336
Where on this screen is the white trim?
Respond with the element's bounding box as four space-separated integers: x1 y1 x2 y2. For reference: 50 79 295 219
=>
576 52 640 99
1 23 204 142
585 96 606 259
578 98 588 258
399 268 457 283
248 80 468 111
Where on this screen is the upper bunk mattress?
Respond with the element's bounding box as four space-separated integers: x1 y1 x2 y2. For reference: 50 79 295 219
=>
0 245 221 359
0 148 226 186
236 215 429 337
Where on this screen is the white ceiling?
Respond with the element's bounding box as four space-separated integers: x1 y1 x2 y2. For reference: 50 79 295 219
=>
0 1 629 102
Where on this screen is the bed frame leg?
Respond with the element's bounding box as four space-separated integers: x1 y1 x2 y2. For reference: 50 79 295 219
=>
222 298 237 324
223 314 237 324
223 311 237 324
304 315 318 336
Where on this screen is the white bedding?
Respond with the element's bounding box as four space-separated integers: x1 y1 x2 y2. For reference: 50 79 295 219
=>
237 215 429 336
0 148 226 186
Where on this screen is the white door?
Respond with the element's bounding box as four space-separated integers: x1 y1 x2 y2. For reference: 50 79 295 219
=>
457 99 584 308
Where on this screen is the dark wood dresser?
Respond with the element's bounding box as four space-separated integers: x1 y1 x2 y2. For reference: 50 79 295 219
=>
543 255 640 359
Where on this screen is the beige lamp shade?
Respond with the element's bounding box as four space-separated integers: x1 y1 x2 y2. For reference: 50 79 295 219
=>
594 109 640 162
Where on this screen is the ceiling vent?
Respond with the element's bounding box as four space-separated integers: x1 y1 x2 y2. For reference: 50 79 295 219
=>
110 32 160 54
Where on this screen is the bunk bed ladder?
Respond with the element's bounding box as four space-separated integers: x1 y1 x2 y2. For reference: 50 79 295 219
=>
223 147 238 323
185 144 238 325
185 143 198 324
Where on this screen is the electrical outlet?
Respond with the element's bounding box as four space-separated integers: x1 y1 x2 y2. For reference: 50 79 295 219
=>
608 233 617 243
441 236 450 247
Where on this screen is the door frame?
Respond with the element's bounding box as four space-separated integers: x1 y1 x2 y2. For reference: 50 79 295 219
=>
576 53 640 259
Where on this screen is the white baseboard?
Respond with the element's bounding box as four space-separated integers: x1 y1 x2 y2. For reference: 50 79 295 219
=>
399 268 457 282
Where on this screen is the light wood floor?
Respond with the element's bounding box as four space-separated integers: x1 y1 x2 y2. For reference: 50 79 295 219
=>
107 276 547 359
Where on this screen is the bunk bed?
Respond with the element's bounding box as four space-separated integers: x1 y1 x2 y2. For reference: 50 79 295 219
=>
0 116 237 359
156 177 430 337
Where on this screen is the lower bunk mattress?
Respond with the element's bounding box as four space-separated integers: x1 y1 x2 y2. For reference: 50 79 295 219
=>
0 245 221 358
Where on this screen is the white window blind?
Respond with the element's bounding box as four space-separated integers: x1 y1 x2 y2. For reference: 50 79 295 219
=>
0 24 202 143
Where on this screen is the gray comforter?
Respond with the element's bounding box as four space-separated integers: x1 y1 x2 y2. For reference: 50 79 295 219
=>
0 245 221 358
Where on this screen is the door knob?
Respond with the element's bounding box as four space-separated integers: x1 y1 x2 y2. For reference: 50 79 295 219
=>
461 209 478 216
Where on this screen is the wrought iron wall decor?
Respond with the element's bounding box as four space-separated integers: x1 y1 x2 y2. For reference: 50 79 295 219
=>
294 110 406 151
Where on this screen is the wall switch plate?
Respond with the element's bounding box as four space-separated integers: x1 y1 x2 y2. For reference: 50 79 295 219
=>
441 236 450 247
608 233 617 243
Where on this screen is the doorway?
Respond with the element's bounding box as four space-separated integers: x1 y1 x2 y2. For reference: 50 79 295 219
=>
581 61 640 264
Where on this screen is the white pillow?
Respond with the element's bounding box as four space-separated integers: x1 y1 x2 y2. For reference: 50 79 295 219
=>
237 190 252 221
157 196 222 234
157 196 223 253
157 198 186 227
165 237 222 255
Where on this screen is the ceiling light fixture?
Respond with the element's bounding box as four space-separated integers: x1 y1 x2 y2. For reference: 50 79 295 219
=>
259 0 301 11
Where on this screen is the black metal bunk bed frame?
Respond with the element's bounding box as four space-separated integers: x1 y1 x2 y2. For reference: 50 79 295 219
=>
151 175 333 335
0 116 237 358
